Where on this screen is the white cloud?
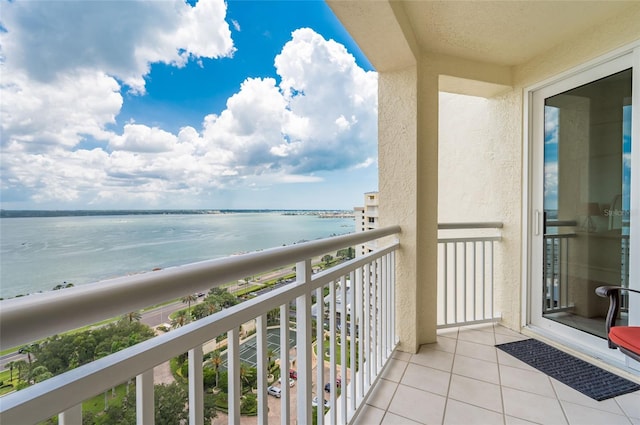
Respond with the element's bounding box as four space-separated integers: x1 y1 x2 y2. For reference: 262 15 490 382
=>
544 106 558 145
0 5 377 209
0 0 235 94
109 124 178 153
1 68 122 151
273 28 378 173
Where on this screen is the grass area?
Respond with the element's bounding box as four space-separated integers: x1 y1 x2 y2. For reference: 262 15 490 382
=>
82 382 129 417
315 337 355 368
0 368 18 396
232 284 265 297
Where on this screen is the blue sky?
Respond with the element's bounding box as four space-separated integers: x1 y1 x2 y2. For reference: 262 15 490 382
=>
0 0 378 210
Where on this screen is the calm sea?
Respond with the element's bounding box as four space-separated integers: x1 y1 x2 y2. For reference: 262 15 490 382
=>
0 212 354 299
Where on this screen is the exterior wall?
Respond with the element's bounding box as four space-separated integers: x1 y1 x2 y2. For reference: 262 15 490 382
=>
332 0 640 352
437 5 639 332
379 55 440 353
500 5 639 330
438 92 521 330
354 192 380 257
513 5 640 89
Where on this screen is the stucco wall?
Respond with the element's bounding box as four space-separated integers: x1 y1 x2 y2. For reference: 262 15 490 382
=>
438 91 522 330
437 4 639 332
374 1 640 349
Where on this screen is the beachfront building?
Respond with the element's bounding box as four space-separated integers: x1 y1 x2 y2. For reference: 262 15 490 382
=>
2 2 640 424
354 191 379 258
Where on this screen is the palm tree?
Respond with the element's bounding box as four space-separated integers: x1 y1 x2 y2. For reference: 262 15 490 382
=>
206 350 223 389
205 300 219 316
181 294 198 315
7 361 15 384
19 345 34 381
171 310 190 329
239 363 252 395
13 360 28 383
266 308 279 325
122 311 142 322
267 348 276 369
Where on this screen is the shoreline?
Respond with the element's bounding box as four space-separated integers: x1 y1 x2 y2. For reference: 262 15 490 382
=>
0 209 355 219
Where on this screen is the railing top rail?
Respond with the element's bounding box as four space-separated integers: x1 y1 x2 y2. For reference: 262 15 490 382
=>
0 243 400 424
438 236 502 243
438 222 503 230
545 220 578 227
0 225 400 349
543 233 577 239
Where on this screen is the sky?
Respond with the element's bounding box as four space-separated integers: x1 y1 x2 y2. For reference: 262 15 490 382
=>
0 0 378 211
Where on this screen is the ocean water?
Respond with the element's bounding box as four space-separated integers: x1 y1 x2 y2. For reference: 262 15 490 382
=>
0 212 354 299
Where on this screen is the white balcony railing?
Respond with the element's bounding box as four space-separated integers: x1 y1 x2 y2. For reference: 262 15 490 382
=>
437 222 503 327
0 226 400 425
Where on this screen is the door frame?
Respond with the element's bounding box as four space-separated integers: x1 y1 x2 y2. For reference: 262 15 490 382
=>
522 42 640 365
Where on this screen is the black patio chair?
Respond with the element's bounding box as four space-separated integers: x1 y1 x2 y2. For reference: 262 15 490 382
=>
596 285 640 362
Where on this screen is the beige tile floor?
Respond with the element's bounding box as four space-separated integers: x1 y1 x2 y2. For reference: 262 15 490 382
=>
354 324 640 425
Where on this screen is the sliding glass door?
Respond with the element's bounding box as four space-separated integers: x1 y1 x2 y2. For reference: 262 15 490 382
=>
530 51 638 358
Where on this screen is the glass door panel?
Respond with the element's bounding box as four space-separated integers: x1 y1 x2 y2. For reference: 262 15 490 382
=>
542 69 632 338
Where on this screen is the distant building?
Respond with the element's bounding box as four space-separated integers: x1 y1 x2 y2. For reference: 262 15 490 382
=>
354 191 379 257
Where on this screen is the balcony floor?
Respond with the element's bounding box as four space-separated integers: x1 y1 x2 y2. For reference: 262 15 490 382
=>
355 324 640 425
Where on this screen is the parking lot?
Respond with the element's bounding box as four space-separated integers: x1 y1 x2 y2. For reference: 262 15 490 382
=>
220 327 297 370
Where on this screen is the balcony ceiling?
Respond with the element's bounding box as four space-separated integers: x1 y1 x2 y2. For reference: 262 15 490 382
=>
327 1 635 71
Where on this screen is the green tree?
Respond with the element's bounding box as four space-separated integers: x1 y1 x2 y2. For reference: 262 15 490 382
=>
30 365 53 383
155 382 189 425
7 361 15 384
206 350 223 389
266 308 280 325
28 320 154 386
321 254 333 266
181 294 198 314
191 303 208 320
13 360 28 383
122 311 142 322
19 345 34 381
206 287 238 309
205 299 220 315
52 281 74 290
336 247 355 260
239 363 252 395
171 310 190 329
267 348 276 369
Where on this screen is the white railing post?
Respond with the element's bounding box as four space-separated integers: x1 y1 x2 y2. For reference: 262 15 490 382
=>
364 262 371 388
58 403 82 425
340 274 349 422
296 258 312 425
256 315 268 425
391 251 397 345
137 369 154 425
315 285 325 425
188 346 204 425
437 223 502 328
279 303 290 425
228 328 240 425
349 269 357 415
328 279 338 424
375 258 381 374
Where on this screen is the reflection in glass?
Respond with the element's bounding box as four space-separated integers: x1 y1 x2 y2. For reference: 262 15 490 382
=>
542 69 632 337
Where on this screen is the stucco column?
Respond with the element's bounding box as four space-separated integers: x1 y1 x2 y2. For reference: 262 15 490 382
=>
379 58 439 353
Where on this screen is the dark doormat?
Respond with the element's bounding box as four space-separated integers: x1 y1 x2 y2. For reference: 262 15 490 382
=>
496 338 640 401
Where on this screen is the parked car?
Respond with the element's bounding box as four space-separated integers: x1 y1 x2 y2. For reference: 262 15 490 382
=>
289 369 297 379
279 377 295 387
312 396 330 408
267 386 282 398
324 377 342 392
